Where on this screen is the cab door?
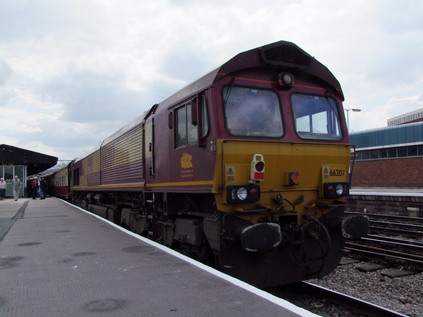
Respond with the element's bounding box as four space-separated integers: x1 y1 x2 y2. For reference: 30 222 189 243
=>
143 105 158 190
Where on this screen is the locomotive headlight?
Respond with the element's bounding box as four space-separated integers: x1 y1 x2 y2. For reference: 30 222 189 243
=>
237 187 248 200
335 184 344 196
227 184 261 203
323 183 349 198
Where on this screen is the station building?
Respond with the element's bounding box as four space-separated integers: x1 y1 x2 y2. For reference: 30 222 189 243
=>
0 144 58 197
350 118 423 188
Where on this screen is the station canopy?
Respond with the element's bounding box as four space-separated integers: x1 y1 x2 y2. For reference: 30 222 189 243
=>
0 144 58 175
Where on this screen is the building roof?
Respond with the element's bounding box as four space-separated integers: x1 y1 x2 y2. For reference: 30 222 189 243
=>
350 121 423 149
0 144 58 175
387 108 423 126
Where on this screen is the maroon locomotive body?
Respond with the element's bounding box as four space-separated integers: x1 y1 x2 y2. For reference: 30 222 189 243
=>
51 41 368 287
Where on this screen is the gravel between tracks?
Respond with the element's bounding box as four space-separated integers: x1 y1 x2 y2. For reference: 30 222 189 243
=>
309 258 423 317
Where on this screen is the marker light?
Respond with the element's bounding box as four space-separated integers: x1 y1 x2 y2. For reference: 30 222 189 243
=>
277 72 294 88
255 161 264 172
248 187 259 199
288 171 301 185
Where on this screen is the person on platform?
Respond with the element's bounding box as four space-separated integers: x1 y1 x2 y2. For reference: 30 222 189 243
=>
38 176 47 199
0 178 6 200
31 178 38 199
12 176 22 201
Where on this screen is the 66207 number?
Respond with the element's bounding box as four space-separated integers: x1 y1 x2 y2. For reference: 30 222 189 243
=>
329 169 346 177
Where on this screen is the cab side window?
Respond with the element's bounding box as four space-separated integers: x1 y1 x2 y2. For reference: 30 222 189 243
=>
200 94 209 139
176 103 198 148
175 95 209 148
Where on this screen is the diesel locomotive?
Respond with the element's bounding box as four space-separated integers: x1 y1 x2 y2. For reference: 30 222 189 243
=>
52 41 368 288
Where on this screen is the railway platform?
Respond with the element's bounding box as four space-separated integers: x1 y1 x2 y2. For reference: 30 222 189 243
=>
350 187 423 197
348 187 423 215
0 197 315 317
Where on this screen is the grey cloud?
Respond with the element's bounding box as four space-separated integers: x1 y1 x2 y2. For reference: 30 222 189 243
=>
0 1 105 43
46 70 145 123
379 1 423 33
0 89 14 107
0 58 12 85
0 58 13 106
159 46 214 82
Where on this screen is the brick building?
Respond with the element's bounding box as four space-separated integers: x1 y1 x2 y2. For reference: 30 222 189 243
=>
350 121 423 188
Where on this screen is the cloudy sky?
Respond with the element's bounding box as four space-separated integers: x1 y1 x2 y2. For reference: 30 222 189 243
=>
1 0 422 161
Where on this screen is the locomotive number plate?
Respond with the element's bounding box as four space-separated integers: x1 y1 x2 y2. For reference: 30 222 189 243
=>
322 164 347 181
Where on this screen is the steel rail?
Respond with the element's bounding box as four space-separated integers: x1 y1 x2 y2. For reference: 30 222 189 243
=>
346 211 423 223
359 236 423 253
301 282 409 317
370 220 423 230
366 234 423 247
345 243 423 267
369 225 423 237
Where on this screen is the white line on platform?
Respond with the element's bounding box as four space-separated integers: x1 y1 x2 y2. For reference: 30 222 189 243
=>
61 199 318 317
351 191 423 197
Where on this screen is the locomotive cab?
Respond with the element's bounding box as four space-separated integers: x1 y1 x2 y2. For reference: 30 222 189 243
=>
197 42 369 286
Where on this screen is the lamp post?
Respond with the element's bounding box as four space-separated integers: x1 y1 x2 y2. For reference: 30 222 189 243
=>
345 108 361 133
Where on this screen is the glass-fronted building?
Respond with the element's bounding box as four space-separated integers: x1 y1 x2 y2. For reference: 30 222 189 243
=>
0 165 27 197
350 122 423 187
0 144 58 197
351 121 423 161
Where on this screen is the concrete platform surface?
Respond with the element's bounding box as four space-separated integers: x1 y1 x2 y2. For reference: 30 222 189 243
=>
0 198 316 317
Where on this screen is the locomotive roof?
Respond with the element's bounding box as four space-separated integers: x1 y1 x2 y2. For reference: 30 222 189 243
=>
157 40 344 110
77 41 344 161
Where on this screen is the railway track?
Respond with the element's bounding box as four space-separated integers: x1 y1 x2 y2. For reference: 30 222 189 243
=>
344 211 423 269
270 281 409 316
346 211 423 235
302 282 409 317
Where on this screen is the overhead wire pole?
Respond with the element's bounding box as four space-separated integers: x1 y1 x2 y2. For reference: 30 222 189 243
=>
345 108 362 133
